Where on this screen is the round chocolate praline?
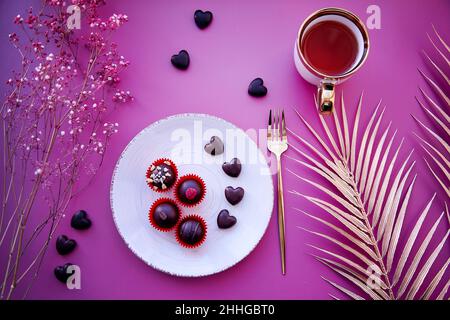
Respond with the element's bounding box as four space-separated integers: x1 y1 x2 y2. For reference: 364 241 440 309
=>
178 219 205 245
147 162 176 191
177 179 203 204
152 202 179 229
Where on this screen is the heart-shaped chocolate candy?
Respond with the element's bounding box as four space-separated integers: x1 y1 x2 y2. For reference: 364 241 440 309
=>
204 136 224 155
222 158 241 177
248 78 267 97
71 210 92 230
54 263 75 283
171 50 190 70
56 235 77 255
225 186 244 205
217 209 237 229
194 10 213 29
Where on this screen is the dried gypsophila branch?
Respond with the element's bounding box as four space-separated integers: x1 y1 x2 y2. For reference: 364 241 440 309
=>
0 0 133 299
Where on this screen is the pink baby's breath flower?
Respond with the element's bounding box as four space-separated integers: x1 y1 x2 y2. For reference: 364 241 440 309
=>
113 90 133 103
8 32 19 43
1 0 132 298
26 13 38 27
108 13 128 30
32 41 44 52
14 14 23 24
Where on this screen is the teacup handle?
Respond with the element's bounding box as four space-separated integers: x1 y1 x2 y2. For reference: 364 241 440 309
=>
317 80 336 114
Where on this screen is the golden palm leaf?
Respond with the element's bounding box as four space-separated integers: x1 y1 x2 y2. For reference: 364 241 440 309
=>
288 92 449 299
414 26 450 203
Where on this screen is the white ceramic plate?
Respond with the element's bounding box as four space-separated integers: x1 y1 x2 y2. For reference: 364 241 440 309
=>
110 114 274 277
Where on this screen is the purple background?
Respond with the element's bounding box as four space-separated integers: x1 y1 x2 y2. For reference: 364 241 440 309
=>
0 0 449 299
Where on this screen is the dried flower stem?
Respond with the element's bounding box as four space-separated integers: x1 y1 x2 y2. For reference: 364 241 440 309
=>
0 1 132 299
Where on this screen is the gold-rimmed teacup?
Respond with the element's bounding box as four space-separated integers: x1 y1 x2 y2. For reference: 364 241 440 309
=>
294 8 370 114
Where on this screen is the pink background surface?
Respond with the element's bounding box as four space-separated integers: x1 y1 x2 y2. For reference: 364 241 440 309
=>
0 0 449 299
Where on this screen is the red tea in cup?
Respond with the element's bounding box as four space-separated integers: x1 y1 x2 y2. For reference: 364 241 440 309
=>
301 20 358 76
294 8 370 114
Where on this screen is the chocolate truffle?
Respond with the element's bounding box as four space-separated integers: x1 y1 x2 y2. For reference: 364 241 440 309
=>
146 160 177 191
178 219 205 246
176 176 205 206
152 202 179 229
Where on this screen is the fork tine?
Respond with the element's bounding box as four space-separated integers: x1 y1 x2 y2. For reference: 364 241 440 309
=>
282 109 287 141
271 108 275 141
267 109 272 140
274 108 279 141
272 109 275 140
277 108 281 141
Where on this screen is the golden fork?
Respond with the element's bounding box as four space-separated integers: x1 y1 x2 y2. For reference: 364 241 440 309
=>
267 109 288 275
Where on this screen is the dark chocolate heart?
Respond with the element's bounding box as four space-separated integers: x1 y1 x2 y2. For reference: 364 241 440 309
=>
194 10 213 29
248 78 267 97
225 186 244 205
217 209 237 229
204 136 224 155
54 263 75 283
171 50 190 70
71 210 92 230
222 158 242 177
56 235 77 255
